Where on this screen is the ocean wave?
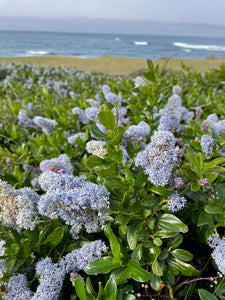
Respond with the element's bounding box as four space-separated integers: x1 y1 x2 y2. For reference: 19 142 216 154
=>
133 41 148 46
26 51 50 56
184 49 192 53
115 37 120 41
173 42 225 51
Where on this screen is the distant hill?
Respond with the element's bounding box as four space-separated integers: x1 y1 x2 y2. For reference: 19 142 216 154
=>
0 17 225 38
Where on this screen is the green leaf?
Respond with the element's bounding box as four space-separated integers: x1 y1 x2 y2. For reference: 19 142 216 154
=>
19 239 31 259
156 214 188 238
98 111 116 130
198 289 218 300
43 227 65 247
86 155 104 168
197 212 214 226
171 249 193 262
167 257 200 276
203 173 217 183
74 279 86 300
153 237 162 246
124 295 136 300
131 244 143 261
85 257 120 275
134 173 148 189
127 220 143 250
5 257 16 269
185 153 202 178
203 158 225 171
150 186 173 197
104 225 121 264
85 277 97 298
191 182 200 192
104 277 118 300
152 259 163 276
105 176 126 189
126 259 152 282
90 125 108 139
150 274 161 291
205 203 224 214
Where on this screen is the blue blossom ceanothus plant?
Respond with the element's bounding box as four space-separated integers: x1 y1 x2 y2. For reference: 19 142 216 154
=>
135 130 177 186
38 171 109 238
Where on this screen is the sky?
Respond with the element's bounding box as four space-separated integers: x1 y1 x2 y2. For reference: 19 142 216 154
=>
0 0 225 35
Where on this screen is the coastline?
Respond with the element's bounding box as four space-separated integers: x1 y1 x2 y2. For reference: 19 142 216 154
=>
0 56 225 76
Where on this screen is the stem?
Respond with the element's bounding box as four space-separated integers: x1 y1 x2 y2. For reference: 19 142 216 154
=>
152 199 167 216
173 277 214 293
107 210 141 218
168 285 174 299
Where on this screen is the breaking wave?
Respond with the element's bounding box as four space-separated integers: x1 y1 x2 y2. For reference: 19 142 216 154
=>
173 42 225 51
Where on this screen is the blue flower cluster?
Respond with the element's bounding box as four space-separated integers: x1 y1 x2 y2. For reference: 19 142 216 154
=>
60 240 107 273
2 274 32 300
208 233 225 275
201 135 214 158
135 130 177 186
3 240 107 299
38 171 110 238
40 154 73 175
33 116 57 136
167 192 186 212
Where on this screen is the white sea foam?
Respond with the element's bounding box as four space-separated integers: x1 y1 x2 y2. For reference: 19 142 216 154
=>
184 49 191 53
26 51 50 56
133 41 148 46
174 42 225 51
115 37 120 41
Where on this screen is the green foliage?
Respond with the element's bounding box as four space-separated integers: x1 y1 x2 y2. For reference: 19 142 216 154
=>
0 60 225 299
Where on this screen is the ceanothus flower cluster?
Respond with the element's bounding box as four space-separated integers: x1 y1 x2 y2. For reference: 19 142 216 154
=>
2 274 32 300
86 140 107 158
72 107 89 124
123 121 150 143
40 154 73 175
33 116 57 136
18 109 37 128
32 257 65 300
3 241 107 300
38 171 109 238
135 130 177 186
67 132 85 144
167 192 186 212
201 135 214 158
0 180 39 231
60 240 107 273
208 233 225 275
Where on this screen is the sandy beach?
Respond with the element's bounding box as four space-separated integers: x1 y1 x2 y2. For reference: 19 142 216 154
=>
0 56 225 76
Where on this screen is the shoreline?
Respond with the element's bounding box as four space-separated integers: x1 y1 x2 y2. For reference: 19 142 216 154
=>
0 56 225 76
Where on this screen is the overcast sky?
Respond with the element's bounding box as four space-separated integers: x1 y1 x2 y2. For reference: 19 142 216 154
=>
1 0 225 25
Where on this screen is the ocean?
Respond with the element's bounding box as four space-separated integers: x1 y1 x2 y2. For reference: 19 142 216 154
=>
1 30 225 60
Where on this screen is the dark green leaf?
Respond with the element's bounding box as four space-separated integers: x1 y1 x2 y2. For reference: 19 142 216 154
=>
86 257 120 275
134 173 148 189
171 249 193 262
152 259 163 276
86 155 104 168
74 279 86 300
150 186 173 197
5 257 16 269
104 225 121 264
105 176 126 189
197 212 214 226
167 257 200 276
156 214 188 237
43 227 65 246
191 182 200 192
127 259 152 282
104 277 118 300
198 289 218 300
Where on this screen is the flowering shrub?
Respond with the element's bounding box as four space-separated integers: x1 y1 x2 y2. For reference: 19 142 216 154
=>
0 60 225 299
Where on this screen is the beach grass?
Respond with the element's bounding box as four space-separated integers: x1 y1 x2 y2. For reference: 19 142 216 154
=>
0 56 225 76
